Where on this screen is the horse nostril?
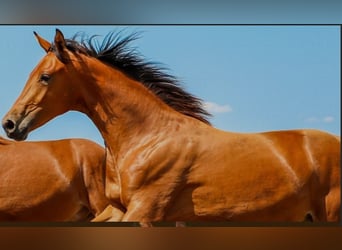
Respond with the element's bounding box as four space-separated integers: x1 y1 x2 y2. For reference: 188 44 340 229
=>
3 119 15 131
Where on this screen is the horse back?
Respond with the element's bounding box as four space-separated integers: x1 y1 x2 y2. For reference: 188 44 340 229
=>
261 129 339 189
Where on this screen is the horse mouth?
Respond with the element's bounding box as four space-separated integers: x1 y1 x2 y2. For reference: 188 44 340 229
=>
6 127 29 141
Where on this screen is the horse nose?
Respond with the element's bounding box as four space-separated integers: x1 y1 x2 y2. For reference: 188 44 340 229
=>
2 119 16 134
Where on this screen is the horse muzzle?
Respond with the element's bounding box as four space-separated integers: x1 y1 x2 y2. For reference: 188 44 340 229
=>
2 116 29 141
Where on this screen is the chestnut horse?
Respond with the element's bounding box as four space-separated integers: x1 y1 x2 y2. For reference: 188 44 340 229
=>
0 136 122 222
2 29 340 223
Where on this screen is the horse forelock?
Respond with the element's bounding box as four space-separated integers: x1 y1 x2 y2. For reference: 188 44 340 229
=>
50 31 212 125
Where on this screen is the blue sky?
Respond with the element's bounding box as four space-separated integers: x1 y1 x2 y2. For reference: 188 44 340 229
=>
0 26 340 146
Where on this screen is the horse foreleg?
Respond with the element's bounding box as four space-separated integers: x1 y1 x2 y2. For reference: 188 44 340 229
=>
91 205 124 222
121 208 186 227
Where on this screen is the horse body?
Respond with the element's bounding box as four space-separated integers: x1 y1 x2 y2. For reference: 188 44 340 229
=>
107 116 340 222
2 29 340 222
0 136 112 221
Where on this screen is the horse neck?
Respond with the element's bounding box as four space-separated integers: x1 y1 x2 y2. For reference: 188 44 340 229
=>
76 57 178 154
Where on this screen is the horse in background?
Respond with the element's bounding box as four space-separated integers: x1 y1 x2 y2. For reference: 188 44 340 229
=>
0 136 122 222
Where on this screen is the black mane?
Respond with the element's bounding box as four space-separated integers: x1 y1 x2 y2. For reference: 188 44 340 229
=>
55 31 211 125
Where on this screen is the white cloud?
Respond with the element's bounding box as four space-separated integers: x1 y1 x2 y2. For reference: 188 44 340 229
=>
204 101 232 113
323 116 334 123
305 116 334 123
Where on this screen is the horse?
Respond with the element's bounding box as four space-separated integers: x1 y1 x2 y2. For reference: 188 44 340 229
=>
0 135 123 222
2 29 340 223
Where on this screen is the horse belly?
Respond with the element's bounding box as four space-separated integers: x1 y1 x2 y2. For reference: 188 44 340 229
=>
184 183 313 222
179 159 307 221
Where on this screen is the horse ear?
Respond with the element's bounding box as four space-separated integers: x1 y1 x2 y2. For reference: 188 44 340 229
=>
54 28 69 63
54 28 66 49
33 31 51 53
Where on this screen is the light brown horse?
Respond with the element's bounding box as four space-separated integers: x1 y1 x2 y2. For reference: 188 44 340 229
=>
0 136 122 222
2 29 340 223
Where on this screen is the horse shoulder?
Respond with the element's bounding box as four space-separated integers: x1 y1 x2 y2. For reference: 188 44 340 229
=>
68 139 111 216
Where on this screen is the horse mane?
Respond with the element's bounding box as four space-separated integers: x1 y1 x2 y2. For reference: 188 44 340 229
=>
54 31 211 125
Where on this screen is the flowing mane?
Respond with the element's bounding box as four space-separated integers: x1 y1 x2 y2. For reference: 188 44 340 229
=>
50 31 211 125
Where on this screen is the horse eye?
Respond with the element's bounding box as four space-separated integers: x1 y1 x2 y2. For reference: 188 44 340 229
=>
39 74 51 84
